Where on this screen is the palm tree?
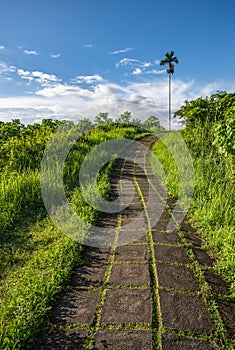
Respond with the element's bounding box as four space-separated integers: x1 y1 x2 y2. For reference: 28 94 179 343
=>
160 51 179 131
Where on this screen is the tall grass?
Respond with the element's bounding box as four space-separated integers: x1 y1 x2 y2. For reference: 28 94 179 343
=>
151 131 194 210
0 171 43 234
182 124 235 289
0 123 147 349
0 225 80 350
152 125 235 293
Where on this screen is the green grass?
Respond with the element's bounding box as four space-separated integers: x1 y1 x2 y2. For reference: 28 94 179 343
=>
151 134 179 199
151 131 194 210
151 130 235 295
0 123 148 349
0 223 81 349
0 170 43 233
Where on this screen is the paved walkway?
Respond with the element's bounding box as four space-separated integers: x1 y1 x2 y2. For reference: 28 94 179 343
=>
34 136 235 349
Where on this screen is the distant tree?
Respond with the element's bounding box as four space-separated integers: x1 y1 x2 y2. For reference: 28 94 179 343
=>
117 111 132 123
0 119 25 143
131 118 142 126
77 118 93 133
160 51 179 131
58 120 75 127
41 118 58 129
94 112 113 126
143 116 160 129
0 119 57 171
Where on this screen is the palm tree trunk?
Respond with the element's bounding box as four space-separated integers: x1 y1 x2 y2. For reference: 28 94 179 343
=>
169 73 171 131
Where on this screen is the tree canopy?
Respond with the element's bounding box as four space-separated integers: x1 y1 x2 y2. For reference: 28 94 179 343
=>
175 91 235 156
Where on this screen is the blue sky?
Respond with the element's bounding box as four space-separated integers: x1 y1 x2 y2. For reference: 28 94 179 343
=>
0 0 234 127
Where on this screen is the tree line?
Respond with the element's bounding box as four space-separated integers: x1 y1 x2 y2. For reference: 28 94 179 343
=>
174 91 235 156
0 113 163 173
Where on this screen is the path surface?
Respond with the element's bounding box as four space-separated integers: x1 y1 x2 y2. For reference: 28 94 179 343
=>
34 136 235 350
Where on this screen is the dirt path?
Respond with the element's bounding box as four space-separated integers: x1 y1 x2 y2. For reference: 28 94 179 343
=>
33 136 235 349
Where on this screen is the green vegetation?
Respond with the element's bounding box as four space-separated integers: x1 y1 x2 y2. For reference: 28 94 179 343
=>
0 118 149 349
152 91 235 293
2 96 234 348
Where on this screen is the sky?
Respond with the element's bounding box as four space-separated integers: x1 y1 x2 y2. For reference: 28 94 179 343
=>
0 0 234 128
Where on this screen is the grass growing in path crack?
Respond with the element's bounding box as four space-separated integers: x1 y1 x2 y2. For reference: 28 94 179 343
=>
83 218 120 350
134 178 163 350
84 156 128 349
174 227 232 349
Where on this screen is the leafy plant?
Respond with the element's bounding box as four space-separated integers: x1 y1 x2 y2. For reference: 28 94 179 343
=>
213 108 235 156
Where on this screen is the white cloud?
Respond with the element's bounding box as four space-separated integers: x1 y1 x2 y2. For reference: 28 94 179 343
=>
131 68 165 75
31 71 60 84
115 58 139 68
71 74 104 84
17 69 34 83
0 45 5 50
142 62 152 68
51 53 61 58
24 50 39 56
110 48 133 55
0 57 233 129
0 76 232 128
18 69 31 77
146 69 166 75
84 44 93 48
17 68 60 86
116 57 161 73
132 68 142 75
0 62 17 83
35 84 93 98
0 62 16 74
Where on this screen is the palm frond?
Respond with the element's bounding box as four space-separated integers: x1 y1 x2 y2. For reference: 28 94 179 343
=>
160 58 168 66
172 57 179 64
160 51 179 68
